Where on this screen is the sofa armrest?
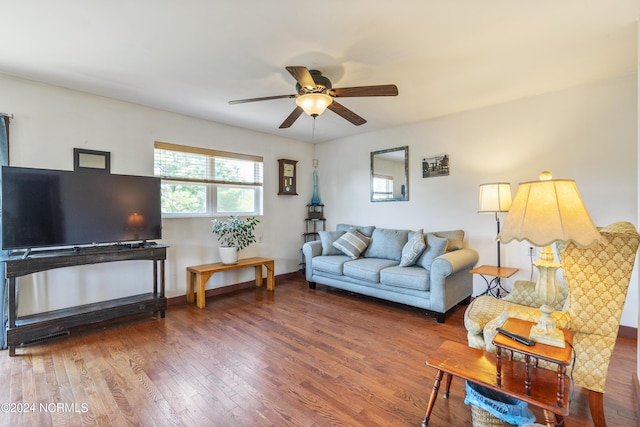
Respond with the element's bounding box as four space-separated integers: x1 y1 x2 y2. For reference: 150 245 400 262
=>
502 280 540 307
302 240 322 281
430 248 479 314
503 280 568 311
431 248 479 278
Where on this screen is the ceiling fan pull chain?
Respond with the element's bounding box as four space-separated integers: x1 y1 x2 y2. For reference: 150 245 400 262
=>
312 116 316 139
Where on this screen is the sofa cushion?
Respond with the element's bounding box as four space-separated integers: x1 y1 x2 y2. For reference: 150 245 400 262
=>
343 258 398 283
400 229 427 267
380 266 430 291
312 255 352 275
319 230 345 256
364 228 410 261
433 229 465 252
332 229 372 259
416 233 449 269
336 224 376 237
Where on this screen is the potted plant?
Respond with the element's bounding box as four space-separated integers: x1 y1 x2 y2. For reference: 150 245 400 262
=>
211 215 260 264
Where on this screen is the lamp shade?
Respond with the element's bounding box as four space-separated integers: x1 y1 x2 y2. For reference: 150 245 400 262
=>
295 93 333 117
499 173 600 248
478 182 512 213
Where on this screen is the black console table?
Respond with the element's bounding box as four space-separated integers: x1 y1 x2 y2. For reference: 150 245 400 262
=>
2 244 167 356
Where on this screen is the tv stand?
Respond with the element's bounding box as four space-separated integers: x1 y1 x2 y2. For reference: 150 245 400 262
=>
2 244 168 356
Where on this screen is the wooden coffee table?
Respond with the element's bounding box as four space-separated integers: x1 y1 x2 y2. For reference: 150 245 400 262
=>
186 257 275 308
421 340 570 427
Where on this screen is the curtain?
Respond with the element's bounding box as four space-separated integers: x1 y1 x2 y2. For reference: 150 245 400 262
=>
0 115 8 349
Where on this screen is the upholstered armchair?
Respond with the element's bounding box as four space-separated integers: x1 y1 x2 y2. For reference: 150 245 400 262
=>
464 222 639 426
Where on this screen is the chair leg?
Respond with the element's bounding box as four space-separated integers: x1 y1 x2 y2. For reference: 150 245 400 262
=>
589 390 606 427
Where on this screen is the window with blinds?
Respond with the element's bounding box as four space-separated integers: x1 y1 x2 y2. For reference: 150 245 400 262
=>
154 142 263 216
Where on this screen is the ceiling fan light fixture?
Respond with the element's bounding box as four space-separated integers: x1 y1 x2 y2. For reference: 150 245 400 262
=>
296 93 333 117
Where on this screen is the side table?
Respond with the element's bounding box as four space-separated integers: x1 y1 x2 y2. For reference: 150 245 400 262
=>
493 318 574 408
421 340 570 427
470 264 518 298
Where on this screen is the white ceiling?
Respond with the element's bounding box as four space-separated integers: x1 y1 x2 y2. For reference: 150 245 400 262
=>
0 1 637 143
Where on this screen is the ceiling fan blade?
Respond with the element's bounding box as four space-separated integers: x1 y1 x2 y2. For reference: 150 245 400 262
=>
329 84 398 98
327 101 367 126
285 66 317 90
279 106 304 129
229 94 296 104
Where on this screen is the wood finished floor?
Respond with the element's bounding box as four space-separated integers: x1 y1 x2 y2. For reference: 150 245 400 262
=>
0 273 637 426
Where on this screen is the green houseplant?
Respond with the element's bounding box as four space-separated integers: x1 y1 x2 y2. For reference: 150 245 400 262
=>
212 216 260 264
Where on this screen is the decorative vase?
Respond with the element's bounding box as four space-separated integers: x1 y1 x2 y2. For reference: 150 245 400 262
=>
219 247 239 265
310 170 321 205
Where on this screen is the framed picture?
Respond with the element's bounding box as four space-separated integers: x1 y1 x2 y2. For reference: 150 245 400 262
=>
422 154 450 178
74 148 111 174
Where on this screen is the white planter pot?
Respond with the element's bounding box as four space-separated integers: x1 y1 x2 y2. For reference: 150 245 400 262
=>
219 246 239 265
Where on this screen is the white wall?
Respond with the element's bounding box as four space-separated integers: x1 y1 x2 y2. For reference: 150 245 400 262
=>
0 74 315 315
2 73 637 328
316 74 638 327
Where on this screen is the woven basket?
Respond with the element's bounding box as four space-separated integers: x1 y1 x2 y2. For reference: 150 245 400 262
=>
470 404 514 427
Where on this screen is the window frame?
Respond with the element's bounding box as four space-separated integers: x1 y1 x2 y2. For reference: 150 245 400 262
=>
154 141 263 218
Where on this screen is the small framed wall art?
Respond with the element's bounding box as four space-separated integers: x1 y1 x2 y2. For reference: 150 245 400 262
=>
278 158 298 195
422 154 449 178
74 148 111 174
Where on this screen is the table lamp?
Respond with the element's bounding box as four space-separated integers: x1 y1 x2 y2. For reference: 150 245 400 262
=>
499 172 600 347
478 182 513 268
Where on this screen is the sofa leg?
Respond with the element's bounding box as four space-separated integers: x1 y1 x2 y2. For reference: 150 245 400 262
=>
435 312 445 323
462 296 471 305
308 281 316 289
589 390 606 427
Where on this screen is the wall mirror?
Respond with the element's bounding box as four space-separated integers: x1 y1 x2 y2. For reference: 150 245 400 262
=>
370 146 408 202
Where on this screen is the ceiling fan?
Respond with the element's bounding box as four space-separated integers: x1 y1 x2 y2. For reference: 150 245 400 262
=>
229 66 399 129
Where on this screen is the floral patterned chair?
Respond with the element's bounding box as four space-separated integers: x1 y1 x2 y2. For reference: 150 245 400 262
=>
464 222 639 426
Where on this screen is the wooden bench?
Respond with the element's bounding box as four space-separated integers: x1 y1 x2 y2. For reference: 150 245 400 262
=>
186 257 275 308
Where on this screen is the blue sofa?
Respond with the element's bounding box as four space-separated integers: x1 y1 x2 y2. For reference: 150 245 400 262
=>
302 224 479 323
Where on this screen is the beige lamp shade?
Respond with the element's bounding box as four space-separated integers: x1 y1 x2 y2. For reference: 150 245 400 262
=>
478 182 512 213
499 174 600 248
295 93 333 116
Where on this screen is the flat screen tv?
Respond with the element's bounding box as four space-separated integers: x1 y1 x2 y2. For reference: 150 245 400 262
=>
1 166 162 251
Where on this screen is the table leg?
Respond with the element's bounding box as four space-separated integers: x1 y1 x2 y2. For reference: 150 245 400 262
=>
186 271 195 304
495 346 502 386
255 265 263 287
557 365 566 407
422 369 444 427
524 355 531 396
542 410 558 427
8 278 16 356
265 261 275 291
196 272 207 309
443 373 453 399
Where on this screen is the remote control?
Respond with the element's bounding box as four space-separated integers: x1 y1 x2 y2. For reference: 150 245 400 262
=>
496 327 536 346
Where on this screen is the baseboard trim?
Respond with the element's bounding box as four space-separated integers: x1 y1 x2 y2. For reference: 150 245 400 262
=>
167 271 301 306
618 325 637 338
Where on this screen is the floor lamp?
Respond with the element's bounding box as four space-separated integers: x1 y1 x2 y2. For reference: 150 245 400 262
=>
499 172 601 347
478 182 513 268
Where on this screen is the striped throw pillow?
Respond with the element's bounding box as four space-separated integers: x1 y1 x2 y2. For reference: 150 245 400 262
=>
332 228 372 259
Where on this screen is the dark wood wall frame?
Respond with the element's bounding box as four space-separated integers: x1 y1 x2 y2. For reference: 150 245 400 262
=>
74 148 111 174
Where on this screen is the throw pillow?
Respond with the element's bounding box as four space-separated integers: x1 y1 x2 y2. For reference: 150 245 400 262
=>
416 233 449 269
319 230 345 256
432 229 465 252
332 228 372 259
400 229 427 267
